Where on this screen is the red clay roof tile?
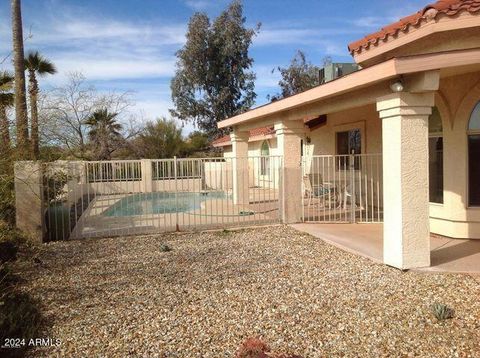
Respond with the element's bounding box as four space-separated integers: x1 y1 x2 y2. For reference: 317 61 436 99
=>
348 0 480 55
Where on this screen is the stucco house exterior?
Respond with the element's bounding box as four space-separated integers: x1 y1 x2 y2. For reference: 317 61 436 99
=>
214 0 480 269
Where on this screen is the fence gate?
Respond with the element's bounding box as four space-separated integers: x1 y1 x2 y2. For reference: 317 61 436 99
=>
301 154 383 223
43 156 283 240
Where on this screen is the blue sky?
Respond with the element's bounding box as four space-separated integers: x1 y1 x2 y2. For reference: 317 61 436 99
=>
0 0 428 133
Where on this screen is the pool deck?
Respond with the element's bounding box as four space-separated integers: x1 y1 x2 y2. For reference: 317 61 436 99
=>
70 188 280 239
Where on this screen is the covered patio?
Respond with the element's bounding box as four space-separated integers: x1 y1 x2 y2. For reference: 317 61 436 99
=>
217 0 480 270
292 223 480 273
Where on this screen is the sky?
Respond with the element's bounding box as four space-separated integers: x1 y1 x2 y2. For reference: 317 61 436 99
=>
0 0 428 134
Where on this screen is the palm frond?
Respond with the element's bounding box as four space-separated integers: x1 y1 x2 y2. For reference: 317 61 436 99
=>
0 71 14 91
25 50 57 75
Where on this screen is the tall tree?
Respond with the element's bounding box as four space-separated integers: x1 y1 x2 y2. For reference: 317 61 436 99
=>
170 0 259 138
25 51 57 159
85 109 122 160
11 0 30 158
269 50 320 101
0 71 14 153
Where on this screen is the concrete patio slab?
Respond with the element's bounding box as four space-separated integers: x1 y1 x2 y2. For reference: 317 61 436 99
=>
291 223 480 274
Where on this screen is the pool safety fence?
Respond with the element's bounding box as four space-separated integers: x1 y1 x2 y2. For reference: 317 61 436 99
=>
301 154 383 223
39 157 283 240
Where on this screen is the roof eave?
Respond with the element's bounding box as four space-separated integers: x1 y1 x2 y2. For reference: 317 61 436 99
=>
217 48 480 129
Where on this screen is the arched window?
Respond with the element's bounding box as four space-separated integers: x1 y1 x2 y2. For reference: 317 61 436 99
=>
429 107 443 204
468 101 480 206
260 141 270 176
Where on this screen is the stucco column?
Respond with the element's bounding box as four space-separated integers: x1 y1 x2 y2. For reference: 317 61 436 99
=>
377 92 434 269
231 129 249 205
141 159 153 193
14 161 44 242
275 120 304 224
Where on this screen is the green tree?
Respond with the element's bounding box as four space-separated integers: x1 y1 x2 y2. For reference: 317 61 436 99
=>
85 109 122 160
270 50 320 101
25 51 57 159
0 71 14 153
170 0 259 138
11 0 30 158
183 131 210 157
133 118 184 159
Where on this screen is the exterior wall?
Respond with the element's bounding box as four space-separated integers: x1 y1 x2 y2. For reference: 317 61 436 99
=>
430 72 480 239
308 103 382 155
221 139 281 190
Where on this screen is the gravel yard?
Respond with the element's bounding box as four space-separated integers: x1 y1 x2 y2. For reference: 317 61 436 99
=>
19 226 480 357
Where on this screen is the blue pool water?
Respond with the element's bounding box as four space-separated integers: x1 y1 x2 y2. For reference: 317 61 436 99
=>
103 191 229 217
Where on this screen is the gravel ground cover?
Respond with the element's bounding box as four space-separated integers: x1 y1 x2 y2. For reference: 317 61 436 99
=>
15 226 480 357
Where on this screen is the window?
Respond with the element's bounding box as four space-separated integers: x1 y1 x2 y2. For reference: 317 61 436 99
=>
336 129 361 169
260 141 270 176
429 107 444 204
468 101 480 206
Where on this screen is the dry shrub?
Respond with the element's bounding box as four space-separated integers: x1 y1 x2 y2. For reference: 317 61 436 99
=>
235 338 303 358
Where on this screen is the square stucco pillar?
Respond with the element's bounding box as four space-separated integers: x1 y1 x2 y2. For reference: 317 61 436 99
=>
377 92 434 269
275 120 304 224
231 129 250 205
14 161 44 242
141 159 153 193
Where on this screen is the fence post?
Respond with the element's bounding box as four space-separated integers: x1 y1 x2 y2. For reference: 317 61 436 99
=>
141 159 152 193
350 152 355 223
14 161 44 242
174 156 179 229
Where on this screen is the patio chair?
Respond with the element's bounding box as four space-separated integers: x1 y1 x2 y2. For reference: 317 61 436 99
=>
303 175 337 208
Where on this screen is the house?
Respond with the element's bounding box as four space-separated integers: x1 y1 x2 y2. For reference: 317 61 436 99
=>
215 0 480 269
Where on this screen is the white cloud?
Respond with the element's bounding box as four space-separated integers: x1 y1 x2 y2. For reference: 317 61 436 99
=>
184 0 210 11
253 64 280 89
253 25 358 56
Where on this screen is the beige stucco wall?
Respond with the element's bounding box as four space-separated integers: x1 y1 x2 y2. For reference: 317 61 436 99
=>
308 103 382 155
429 72 480 239
222 138 281 190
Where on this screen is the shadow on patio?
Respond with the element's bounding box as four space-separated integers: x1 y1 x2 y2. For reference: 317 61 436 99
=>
291 223 480 274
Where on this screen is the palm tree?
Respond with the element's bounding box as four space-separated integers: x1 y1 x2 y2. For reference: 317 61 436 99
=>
25 51 57 159
11 0 30 158
0 72 14 152
85 109 123 160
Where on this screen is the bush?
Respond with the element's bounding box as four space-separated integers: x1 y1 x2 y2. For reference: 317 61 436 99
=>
0 174 15 227
0 222 26 264
0 221 43 357
0 291 42 342
235 338 270 358
431 303 455 321
235 338 303 358
160 243 172 252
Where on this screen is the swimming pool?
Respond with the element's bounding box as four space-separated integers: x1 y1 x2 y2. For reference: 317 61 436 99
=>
103 191 229 217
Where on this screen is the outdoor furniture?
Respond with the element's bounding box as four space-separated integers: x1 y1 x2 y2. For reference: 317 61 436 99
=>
303 175 337 208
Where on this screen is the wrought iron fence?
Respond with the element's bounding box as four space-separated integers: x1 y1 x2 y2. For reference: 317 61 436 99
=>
43 156 283 240
301 154 383 223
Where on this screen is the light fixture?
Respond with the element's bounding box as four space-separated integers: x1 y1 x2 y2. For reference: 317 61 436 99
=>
390 80 404 93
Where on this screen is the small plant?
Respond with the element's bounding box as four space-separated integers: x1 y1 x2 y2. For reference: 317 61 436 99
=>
431 303 454 321
235 338 303 358
235 338 270 358
160 243 172 252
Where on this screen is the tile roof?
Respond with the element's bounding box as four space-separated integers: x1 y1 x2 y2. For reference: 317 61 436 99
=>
211 126 275 146
348 0 480 55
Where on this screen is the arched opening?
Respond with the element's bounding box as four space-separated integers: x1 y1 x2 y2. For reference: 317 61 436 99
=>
468 101 480 206
429 106 443 204
260 140 270 176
